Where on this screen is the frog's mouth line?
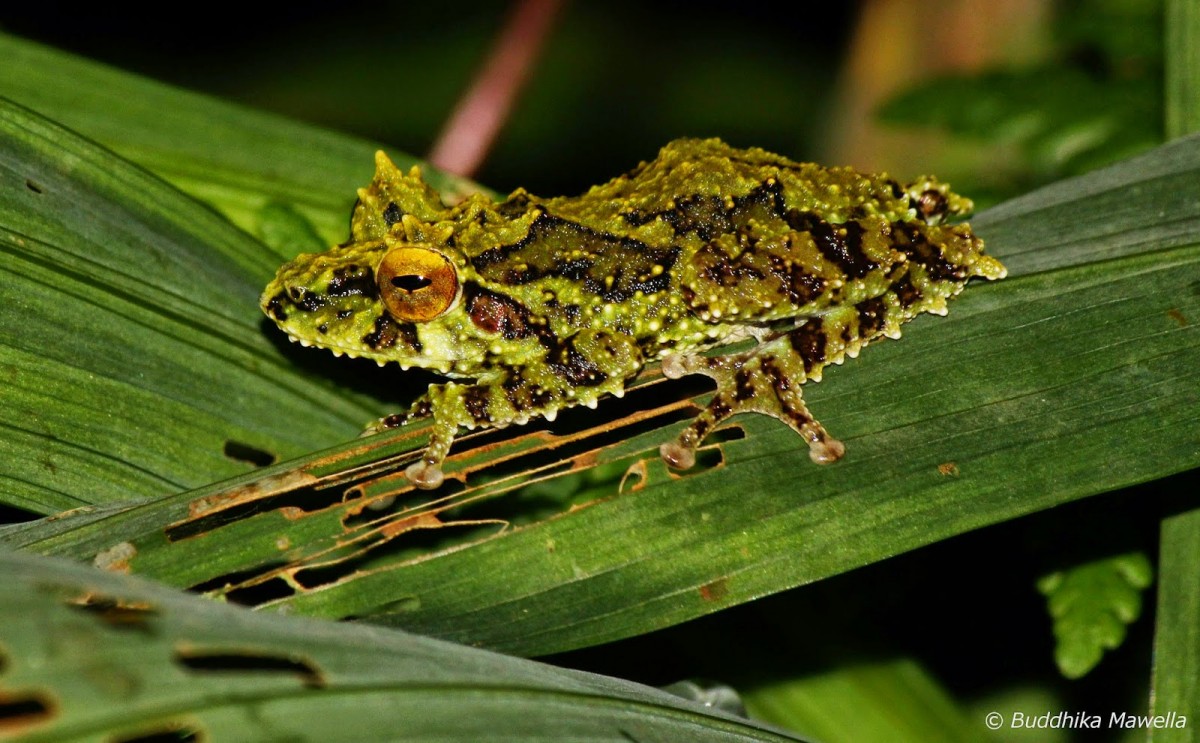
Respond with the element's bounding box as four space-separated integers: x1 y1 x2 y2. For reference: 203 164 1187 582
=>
281 331 457 372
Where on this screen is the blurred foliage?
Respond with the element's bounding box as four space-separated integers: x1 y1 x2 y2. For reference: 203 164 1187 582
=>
1037 552 1154 679
878 0 1163 205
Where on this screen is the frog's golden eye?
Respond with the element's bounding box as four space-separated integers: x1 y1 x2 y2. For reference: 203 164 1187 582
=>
376 246 460 322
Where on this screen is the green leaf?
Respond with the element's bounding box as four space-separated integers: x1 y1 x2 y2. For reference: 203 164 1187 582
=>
878 69 1160 184
5 133 1198 657
0 33 482 250
0 96 393 514
1166 0 1200 137
877 0 1163 200
0 549 804 743
1036 552 1154 679
1150 508 1200 740
743 658 987 743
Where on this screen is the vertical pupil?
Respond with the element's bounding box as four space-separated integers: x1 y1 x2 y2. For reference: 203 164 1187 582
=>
391 275 432 292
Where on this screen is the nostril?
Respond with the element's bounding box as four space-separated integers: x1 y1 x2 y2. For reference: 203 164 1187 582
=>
285 286 326 312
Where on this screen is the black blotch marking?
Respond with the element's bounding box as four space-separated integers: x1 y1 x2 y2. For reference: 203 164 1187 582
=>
286 286 325 312
383 201 403 227
784 210 876 278
661 194 731 241
730 178 788 224
175 649 325 689
475 212 679 304
548 340 607 387
888 179 905 199
69 598 159 634
892 271 921 308
24 179 43 194
763 358 814 428
317 323 328 334
466 284 534 340
733 369 755 402
463 385 492 425
766 253 826 305
788 319 827 373
326 265 377 298
396 322 422 351
629 269 671 295
914 189 949 222
892 222 964 281
223 440 276 467
379 413 407 428
409 399 434 420
363 315 399 350
856 296 888 336
700 245 766 287
705 394 734 431
336 309 353 320
501 368 556 410
265 293 288 321
626 178 787 242
495 191 533 218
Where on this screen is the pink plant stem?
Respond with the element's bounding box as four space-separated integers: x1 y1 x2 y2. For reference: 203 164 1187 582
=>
428 0 564 178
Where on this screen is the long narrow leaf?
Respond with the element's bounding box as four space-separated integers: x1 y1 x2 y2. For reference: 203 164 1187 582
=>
0 550 804 742
0 33 481 249
0 98 389 513
6 135 1197 657
1150 508 1200 742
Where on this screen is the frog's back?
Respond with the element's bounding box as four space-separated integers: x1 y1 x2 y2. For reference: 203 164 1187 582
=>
463 138 998 351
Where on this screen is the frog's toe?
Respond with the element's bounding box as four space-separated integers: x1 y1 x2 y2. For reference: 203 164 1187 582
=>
808 436 846 464
659 440 697 470
405 460 446 490
361 413 400 437
661 353 690 380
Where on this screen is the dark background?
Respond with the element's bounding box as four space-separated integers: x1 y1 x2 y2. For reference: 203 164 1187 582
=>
2 2 860 194
1 3 1178 740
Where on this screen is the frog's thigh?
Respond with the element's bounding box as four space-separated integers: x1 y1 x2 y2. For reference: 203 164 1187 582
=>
660 328 846 470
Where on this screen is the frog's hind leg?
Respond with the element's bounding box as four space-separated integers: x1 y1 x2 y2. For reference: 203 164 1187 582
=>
659 346 844 470
657 310 879 470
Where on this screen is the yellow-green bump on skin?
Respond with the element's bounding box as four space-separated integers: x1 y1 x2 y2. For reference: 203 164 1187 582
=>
262 139 1006 489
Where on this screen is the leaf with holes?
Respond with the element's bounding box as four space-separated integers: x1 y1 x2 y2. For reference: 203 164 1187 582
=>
1 38 1198 659
0 550 806 742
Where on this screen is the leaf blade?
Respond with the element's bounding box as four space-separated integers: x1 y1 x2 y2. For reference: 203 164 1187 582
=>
2 70 1197 657
0 550 805 743
0 96 390 513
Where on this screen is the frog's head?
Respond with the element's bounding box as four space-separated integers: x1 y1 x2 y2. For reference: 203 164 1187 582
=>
260 151 505 373
261 231 478 373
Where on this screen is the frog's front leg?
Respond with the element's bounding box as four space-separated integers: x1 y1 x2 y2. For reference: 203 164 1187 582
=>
658 305 889 470
383 329 644 489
